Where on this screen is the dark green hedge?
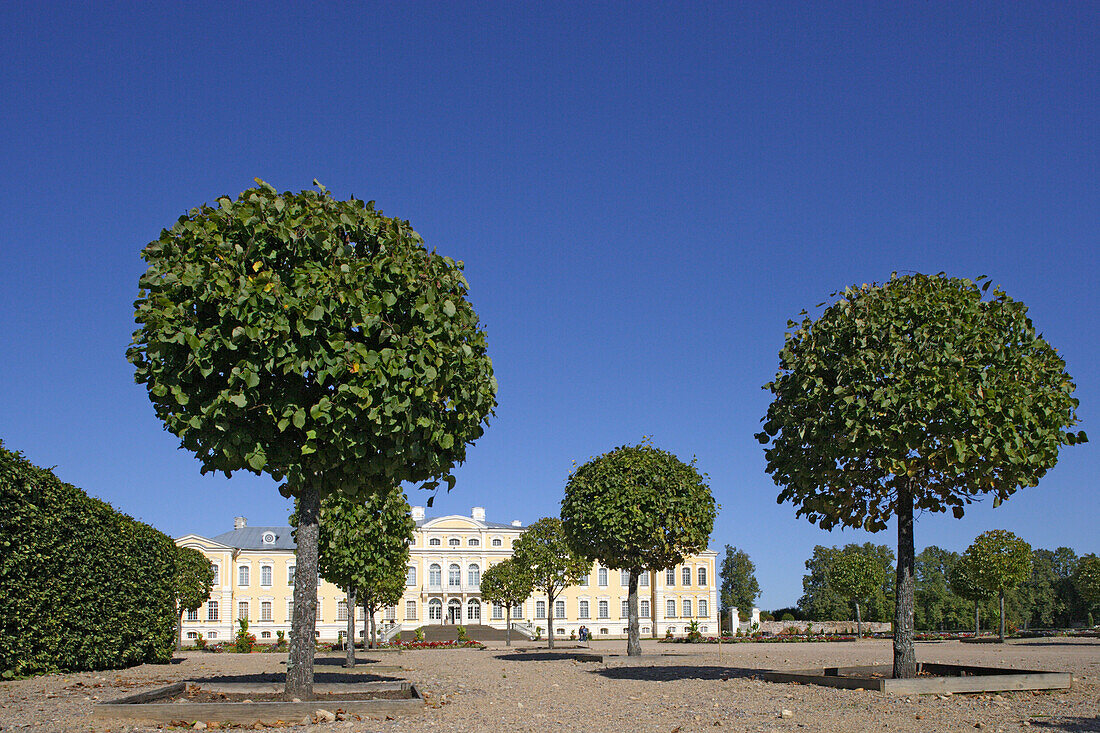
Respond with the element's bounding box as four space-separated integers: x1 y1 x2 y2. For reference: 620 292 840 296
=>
0 442 177 677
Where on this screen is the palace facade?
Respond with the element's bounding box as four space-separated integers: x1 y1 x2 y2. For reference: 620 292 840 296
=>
176 507 719 642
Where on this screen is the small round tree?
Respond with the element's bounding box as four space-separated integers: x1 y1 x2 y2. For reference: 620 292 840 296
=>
561 442 717 656
1075 554 1100 625
128 181 496 695
757 273 1085 677
948 553 990 636
479 559 535 646
292 487 414 665
826 547 886 638
961 530 1032 642
511 518 590 650
719 545 761 623
173 546 215 651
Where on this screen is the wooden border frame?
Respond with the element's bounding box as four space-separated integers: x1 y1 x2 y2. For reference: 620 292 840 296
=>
760 663 1072 695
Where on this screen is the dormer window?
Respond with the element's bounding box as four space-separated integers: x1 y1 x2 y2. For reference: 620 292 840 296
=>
262 532 276 546
429 538 441 546
448 538 460 547
468 538 480 547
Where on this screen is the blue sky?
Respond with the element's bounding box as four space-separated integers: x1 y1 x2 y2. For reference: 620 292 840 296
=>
1 2 1096 607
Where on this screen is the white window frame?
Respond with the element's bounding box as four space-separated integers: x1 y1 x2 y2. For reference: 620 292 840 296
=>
598 568 608 586
238 600 249 621
682 566 691 586
238 565 250 587
467 599 480 621
598 600 609 619
287 564 295 586
666 568 676 586
448 564 461 587
699 599 708 617
555 599 566 619
683 599 692 618
406 565 417 586
468 537 480 547
406 600 418 620
621 599 629 618
698 566 707 586
261 600 273 622
429 537 441 546
579 599 590 619
535 600 547 618
491 537 503 547
260 564 273 587
666 599 677 618
429 563 442 586
207 599 219 621
641 599 650 618
468 563 480 586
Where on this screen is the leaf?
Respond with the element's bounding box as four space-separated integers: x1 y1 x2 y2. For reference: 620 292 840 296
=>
307 304 325 320
292 409 306 429
442 300 456 318
229 393 247 408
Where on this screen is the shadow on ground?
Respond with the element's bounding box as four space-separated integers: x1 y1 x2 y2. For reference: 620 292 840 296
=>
591 665 762 682
494 652 601 662
191 671 402 685
1030 717 1100 732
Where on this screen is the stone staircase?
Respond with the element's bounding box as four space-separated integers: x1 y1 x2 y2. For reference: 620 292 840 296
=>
401 624 512 642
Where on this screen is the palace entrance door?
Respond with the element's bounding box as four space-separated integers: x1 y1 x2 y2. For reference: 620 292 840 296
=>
447 599 461 624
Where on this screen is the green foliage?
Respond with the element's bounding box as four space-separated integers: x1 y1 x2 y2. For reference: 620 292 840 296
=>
0 443 178 677
512 518 591 601
127 180 498 503
1023 548 1079 628
195 633 206 650
234 618 256 653
914 546 973 630
561 442 717 573
414 627 424 642
962 530 1033 598
1074 554 1100 613
174 545 215 616
275 630 286 649
686 620 702 642
799 544 894 622
294 487 415 610
758 273 1085 532
719 545 760 612
456 625 467 642
780 613 795 622
480 559 535 611
827 547 887 606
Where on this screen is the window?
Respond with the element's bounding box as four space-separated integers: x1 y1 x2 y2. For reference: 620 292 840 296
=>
598 568 608 586
620 570 630 586
599 628 608 635
492 603 504 620
578 600 590 619
287 565 295 585
621 600 629 618
642 626 650 635
492 538 502 547
429 564 442 586
208 631 218 639
185 608 199 621
512 603 523 618
598 600 609 619
261 631 271 639
641 599 650 618
666 599 676 618
238 565 250 586
406 600 418 620
468 538 480 547
211 564 220 586
385 605 396 621
429 537 441 546
468 564 480 586
261 565 273 587
429 599 442 620
666 568 676 585
555 600 565 619
698 567 707 586
448 564 461 587
666 627 675 635
579 573 588 587
286 599 294 622
406 565 417 586
207 599 219 621
699 600 708 617
468 600 480 621
337 600 348 622
535 600 547 618
682 566 692 586
640 571 648 587
261 601 272 622
448 537 461 547
683 599 692 617
186 631 198 640
238 601 249 621
701 625 708 633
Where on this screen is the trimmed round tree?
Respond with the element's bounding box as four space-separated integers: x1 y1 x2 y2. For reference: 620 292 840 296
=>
757 273 1084 677
961 530 1032 642
128 181 496 695
479 559 535 646
826 547 886 638
511 518 590 650
173 546 215 651
719 545 761 625
561 442 717 656
292 487 414 664
948 553 990 635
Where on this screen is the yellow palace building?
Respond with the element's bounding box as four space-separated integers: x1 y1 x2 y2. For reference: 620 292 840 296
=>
176 507 719 643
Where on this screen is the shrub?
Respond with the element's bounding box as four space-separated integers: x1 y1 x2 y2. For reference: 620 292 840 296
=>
414 627 425 642
687 620 702 643
275 630 286 649
780 612 795 622
195 633 206 650
0 443 178 677
234 619 256 653
456 625 468 642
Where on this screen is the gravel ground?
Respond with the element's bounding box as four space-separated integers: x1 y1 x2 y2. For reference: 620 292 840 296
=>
1 637 1097 733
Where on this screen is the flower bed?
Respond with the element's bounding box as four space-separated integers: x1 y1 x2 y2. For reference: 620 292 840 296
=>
660 633 857 644
380 639 485 650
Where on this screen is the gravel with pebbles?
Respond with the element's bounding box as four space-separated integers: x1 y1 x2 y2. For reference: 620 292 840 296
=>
1 638 1096 733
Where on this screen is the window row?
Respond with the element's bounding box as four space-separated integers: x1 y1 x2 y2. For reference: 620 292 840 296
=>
411 563 482 587
211 562 321 589
425 537 504 547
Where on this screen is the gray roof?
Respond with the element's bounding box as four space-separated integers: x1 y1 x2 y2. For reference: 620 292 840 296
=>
211 527 296 550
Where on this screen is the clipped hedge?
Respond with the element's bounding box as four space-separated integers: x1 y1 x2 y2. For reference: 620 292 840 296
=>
0 442 177 677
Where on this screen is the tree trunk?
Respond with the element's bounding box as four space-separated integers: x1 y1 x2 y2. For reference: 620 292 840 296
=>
650 567 658 639
855 602 862 639
892 481 916 679
344 588 356 667
627 570 641 656
546 590 554 649
286 484 320 698
998 591 1005 643
505 607 512 647
370 607 377 649
362 601 368 649
177 608 184 652
974 602 980 636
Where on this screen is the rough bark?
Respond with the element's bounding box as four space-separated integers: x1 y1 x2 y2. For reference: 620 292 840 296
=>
505 607 511 647
362 602 368 650
650 568 658 639
344 587 356 667
892 481 916 679
626 570 641 656
974 602 980 636
370 607 377 648
546 591 555 649
998 591 1006 643
286 484 320 697
177 609 184 652
855 602 862 639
